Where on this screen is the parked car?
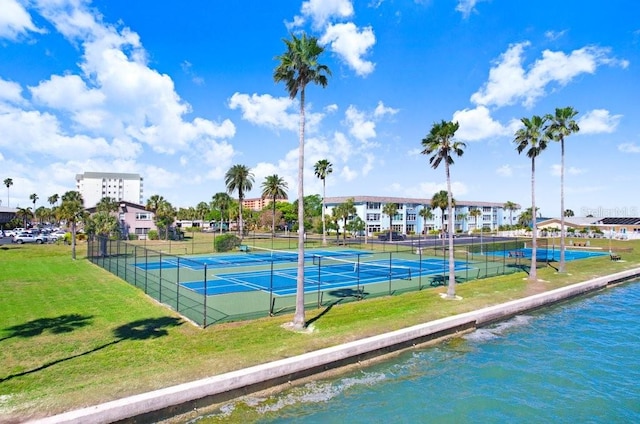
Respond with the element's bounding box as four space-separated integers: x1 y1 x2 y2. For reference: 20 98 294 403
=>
378 231 407 241
48 231 67 242
13 232 48 244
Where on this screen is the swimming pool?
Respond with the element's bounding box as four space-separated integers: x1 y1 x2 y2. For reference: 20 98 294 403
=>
488 247 607 261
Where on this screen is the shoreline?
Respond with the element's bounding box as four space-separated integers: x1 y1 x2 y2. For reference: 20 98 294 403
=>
30 267 640 424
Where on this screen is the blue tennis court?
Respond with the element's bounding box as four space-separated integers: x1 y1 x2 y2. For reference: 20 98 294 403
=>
182 257 472 296
135 248 368 271
488 248 607 261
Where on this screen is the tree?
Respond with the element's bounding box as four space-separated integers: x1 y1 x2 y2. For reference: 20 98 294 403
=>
146 195 174 240
4 178 13 207
261 175 289 236
16 207 34 229
422 120 466 299
196 202 210 222
503 201 518 228
431 190 455 246
211 192 232 233
48 194 59 207
57 191 85 260
546 107 580 273
225 164 254 239
419 206 433 237
275 32 331 329
382 202 399 239
514 115 549 282
564 209 575 217
29 193 38 212
314 159 333 245
337 198 356 242
469 208 482 252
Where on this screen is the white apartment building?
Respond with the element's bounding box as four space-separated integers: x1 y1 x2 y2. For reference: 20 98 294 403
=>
76 172 144 208
324 196 520 235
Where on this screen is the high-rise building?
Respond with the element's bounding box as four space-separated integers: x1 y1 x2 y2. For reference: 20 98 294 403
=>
75 172 143 208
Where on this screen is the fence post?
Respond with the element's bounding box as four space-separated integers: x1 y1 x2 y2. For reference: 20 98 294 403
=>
176 257 180 311
159 251 162 302
203 264 208 327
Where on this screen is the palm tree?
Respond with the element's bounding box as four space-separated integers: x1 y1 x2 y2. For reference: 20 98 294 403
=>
503 201 518 228
564 209 575 217
4 178 13 207
211 192 232 233
422 120 466 299
546 107 580 273
225 164 254 239
48 194 59 207
29 193 38 211
314 159 333 246
57 191 85 260
146 194 169 239
419 206 433 238
338 198 356 242
274 32 331 330
469 208 482 252
514 115 549 282
196 202 210 223
16 207 34 229
261 175 289 236
382 202 399 240
431 190 455 246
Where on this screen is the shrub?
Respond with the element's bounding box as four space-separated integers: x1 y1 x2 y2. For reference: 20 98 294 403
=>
148 230 159 240
215 234 241 252
128 234 138 240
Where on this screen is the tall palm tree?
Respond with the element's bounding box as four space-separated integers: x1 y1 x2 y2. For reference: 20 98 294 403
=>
57 191 85 260
29 193 38 212
48 193 59 207
225 164 254 239
514 115 549 282
419 206 433 238
546 106 580 273
422 120 466 299
4 178 13 207
261 175 289 236
503 200 518 228
314 159 333 246
338 198 356 242
211 192 232 233
274 32 331 330
382 202 399 239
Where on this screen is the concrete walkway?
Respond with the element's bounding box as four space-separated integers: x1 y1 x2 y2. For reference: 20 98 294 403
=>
30 268 640 424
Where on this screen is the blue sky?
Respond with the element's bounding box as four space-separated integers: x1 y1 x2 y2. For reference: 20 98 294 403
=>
1 0 638 218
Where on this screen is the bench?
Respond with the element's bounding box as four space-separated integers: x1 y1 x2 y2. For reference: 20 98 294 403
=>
610 253 621 261
508 251 525 258
238 244 250 252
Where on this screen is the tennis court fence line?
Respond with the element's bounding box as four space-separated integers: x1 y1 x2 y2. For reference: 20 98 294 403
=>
87 236 551 327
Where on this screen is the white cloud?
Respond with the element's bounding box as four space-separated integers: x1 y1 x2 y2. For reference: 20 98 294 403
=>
341 165 358 181
453 106 510 141
228 93 297 131
578 109 622 134
455 0 486 19
0 78 26 105
618 143 640 154
374 101 398 118
551 164 585 176
325 104 339 113
471 42 624 108
416 181 469 198
544 30 567 41
496 164 513 177
320 22 376 77
345 105 376 144
0 0 42 40
298 0 354 29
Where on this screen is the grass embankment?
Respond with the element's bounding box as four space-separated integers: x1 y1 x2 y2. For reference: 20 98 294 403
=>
0 237 638 421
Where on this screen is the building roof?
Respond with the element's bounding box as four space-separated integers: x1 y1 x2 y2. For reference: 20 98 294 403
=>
596 217 640 225
324 195 518 208
76 172 141 180
86 200 148 213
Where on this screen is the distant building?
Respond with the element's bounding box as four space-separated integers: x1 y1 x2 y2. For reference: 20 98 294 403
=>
86 201 156 240
0 206 17 227
76 172 143 208
324 196 519 235
242 197 275 211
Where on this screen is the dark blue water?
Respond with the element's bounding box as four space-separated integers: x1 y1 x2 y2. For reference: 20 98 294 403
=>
194 282 640 423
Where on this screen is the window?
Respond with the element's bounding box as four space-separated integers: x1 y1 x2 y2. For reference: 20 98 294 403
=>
366 202 381 209
136 212 153 221
135 228 150 235
407 213 417 221
366 213 380 221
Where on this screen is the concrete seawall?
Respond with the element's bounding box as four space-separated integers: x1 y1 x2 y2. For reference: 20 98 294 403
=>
31 268 640 424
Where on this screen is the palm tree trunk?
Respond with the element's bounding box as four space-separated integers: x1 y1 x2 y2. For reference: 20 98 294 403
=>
272 199 276 237
321 180 327 246
71 221 77 260
445 163 456 298
293 88 306 329
239 193 244 241
559 138 566 272
530 158 537 281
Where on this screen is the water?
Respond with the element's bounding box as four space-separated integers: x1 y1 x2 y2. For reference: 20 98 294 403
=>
192 282 640 423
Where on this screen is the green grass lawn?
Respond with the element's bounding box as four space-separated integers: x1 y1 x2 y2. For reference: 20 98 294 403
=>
1 237 638 421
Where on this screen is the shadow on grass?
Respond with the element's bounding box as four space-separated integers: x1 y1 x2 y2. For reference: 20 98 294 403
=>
0 314 93 342
305 299 342 327
429 275 464 287
0 316 183 383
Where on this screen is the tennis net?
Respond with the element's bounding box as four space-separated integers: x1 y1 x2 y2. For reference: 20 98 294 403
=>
314 255 412 281
244 245 299 262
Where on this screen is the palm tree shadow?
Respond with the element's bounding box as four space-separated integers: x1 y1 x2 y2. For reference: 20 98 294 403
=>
0 316 183 383
306 300 342 327
0 314 93 343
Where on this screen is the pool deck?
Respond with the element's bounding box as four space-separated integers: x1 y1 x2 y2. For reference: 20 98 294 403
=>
30 267 640 424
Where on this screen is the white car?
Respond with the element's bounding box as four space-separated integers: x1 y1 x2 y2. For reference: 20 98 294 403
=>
13 232 48 244
48 231 68 241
